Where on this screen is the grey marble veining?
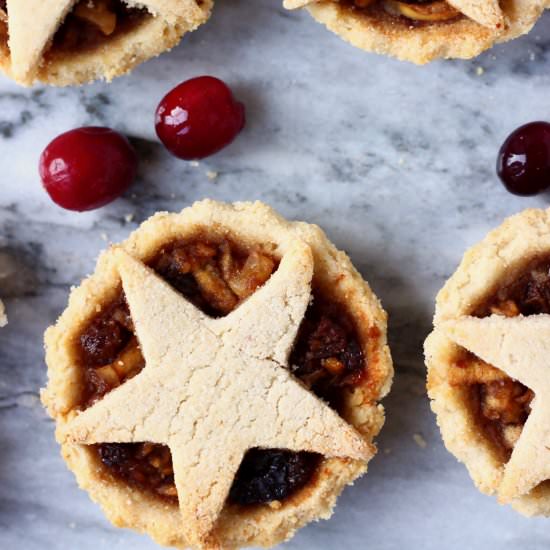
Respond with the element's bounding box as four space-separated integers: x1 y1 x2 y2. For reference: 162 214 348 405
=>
1 1 550 549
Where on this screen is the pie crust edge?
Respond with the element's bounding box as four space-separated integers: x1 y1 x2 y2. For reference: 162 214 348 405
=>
42 199 393 548
305 0 546 64
425 207 550 516
0 1 213 86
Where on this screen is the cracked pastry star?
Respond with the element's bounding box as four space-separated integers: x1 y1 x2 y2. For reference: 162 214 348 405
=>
64 242 371 546
443 314 550 502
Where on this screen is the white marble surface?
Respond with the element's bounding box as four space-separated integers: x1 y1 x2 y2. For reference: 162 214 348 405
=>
1 2 550 549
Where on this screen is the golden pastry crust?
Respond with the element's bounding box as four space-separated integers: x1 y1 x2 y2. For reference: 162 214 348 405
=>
425 208 550 516
0 0 212 86
37 10 212 87
300 0 546 64
42 200 393 549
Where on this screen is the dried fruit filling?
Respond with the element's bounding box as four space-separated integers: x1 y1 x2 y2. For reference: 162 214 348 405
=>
454 260 550 459
78 237 366 506
349 0 461 24
51 0 147 54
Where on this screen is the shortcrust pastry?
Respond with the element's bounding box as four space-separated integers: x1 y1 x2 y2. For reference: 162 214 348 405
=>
0 0 212 86
0 254 7 326
42 200 393 548
285 0 547 63
426 208 550 515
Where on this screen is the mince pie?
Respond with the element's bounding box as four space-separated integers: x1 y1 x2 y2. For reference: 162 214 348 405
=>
426 208 550 516
42 200 393 548
0 0 212 86
285 0 547 63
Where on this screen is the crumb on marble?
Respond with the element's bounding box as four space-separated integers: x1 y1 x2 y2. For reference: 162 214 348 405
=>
206 170 218 181
0 299 6 327
475 66 484 76
190 161 200 168
413 433 427 449
124 213 135 223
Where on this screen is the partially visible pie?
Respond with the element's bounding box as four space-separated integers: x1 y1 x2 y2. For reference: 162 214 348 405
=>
285 0 547 63
42 200 393 548
426 208 550 515
0 0 212 86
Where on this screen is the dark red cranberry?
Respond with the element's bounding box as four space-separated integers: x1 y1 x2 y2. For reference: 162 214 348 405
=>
155 76 245 160
39 127 138 211
497 121 550 196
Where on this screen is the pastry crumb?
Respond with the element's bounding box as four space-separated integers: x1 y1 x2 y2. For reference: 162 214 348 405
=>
0 299 6 327
100 232 109 242
413 433 427 449
124 213 135 223
475 66 484 76
190 161 200 167
206 170 218 181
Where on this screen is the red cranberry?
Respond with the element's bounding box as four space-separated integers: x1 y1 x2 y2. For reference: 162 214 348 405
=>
155 76 245 160
497 121 550 196
39 127 138 211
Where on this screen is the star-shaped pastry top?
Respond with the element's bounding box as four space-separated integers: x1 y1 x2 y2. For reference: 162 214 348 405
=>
4 0 203 84
443 314 550 503
283 0 503 29
64 241 371 547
